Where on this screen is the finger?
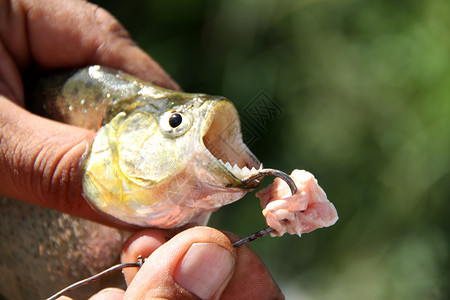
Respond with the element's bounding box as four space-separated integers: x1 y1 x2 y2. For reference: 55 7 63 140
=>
120 229 169 284
0 36 23 104
121 226 236 300
55 288 125 300
88 288 125 300
0 0 179 106
0 98 129 226
221 233 284 300
23 0 180 90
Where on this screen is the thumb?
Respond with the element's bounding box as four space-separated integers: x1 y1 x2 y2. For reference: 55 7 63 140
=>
121 227 237 300
0 98 101 221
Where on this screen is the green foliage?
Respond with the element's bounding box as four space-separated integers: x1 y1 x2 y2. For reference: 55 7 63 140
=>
94 0 449 298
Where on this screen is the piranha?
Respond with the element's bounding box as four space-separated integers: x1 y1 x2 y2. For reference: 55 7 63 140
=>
31 65 263 228
0 65 263 299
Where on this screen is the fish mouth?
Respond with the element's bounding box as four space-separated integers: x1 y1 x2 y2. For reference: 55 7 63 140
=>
201 100 262 183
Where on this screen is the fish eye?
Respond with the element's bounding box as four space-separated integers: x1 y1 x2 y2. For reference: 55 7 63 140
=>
160 110 193 137
169 113 183 128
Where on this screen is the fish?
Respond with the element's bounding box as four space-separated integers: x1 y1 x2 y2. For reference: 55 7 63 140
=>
0 65 262 299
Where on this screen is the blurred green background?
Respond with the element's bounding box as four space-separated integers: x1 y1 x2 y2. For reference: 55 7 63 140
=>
94 0 449 299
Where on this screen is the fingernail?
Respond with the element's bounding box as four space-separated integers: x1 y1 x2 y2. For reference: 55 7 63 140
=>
174 243 235 300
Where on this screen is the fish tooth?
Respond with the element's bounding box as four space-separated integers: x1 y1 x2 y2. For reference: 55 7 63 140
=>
233 165 243 176
232 165 241 176
243 169 249 177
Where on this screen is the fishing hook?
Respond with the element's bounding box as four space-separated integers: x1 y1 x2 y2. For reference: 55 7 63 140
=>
232 168 297 247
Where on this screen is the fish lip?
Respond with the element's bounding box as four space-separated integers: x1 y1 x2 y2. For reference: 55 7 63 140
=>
201 99 262 184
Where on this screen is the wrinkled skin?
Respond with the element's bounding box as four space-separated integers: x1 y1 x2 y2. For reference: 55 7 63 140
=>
0 0 283 299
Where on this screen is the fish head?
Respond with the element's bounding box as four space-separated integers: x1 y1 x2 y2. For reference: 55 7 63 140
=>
82 82 261 228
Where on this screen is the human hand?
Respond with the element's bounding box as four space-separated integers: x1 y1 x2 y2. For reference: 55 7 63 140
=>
59 227 283 300
0 0 179 226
